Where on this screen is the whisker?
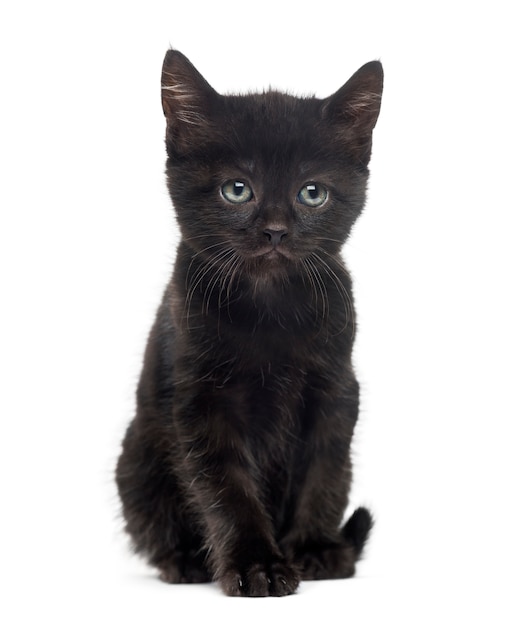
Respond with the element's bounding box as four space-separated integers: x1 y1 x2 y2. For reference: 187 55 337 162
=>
316 237 346 246
184 241 229 289
303 256 328 333
183 247 234 328
301 258 320 322
311 249 355 338
220 254 243 310
203 250 239 315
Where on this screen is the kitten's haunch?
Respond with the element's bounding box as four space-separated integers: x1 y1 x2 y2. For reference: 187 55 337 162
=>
116 50 383 597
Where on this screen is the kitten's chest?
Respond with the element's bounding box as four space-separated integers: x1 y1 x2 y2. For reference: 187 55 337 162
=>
222 369 308 469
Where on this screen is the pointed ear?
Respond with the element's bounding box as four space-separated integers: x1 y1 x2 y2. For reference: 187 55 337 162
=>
161 50 219 153
322 61 383 165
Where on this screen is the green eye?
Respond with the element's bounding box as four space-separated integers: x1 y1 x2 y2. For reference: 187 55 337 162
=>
297 182 328 208
221 180 253 204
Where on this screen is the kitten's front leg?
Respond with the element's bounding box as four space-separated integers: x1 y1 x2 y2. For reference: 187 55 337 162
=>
209 494 300 597
175 402 300 597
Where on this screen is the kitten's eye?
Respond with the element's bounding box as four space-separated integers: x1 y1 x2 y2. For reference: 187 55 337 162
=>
221 180 253 204
297 183 328 208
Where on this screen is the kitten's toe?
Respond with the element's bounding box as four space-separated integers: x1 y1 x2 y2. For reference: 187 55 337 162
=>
218 568 245 596
268 561 300 596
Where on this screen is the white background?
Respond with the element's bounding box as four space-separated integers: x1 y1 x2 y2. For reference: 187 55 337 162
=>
1 1 531 624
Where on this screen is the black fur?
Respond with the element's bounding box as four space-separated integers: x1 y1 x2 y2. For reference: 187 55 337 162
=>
116 50 383 597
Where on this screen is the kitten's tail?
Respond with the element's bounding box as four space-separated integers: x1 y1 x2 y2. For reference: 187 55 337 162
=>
342 507 374 556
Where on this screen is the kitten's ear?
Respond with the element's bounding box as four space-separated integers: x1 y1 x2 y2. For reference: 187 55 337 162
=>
322 61 383 165
161 50 218 153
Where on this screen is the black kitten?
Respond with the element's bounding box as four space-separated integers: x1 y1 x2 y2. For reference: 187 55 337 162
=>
116 50 383 597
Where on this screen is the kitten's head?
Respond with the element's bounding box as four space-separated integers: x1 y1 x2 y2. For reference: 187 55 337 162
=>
161 50 382 282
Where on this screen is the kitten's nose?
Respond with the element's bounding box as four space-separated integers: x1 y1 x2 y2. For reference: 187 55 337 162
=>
263 227 288 247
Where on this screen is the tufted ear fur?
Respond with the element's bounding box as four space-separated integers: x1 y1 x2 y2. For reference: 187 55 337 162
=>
161 50 219 155
322 61 383 166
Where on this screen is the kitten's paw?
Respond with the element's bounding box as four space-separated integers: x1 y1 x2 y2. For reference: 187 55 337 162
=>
296 543 356 581
219 560 300 597
156 552 211 584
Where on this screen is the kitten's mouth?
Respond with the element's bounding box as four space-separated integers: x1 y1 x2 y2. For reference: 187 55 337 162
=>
253 247 292 261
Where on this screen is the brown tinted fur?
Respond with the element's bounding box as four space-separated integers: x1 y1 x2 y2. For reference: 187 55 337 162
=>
116 50 383 597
